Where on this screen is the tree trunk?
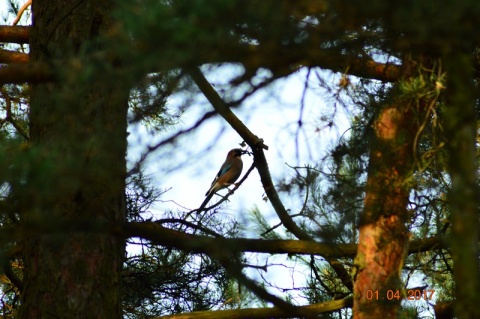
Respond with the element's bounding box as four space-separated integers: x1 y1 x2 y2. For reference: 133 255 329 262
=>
19 1 127 318
353 60 429 318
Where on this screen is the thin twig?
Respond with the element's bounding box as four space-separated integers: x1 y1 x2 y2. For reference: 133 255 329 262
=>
12 0 32 26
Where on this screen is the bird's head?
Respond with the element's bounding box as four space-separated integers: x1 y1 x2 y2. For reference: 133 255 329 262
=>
228 148 249 158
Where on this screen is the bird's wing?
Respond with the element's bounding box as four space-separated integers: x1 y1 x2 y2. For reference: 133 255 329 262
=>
210 162 231 185
205 163 231 196
217 162 232 178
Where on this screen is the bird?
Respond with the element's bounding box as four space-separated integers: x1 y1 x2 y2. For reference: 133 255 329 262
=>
198 148 246 211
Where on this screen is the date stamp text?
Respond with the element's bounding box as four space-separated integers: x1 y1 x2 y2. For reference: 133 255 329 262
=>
366 289 435 301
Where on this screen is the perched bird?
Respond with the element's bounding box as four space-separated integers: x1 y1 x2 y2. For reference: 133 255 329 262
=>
199 148 246 211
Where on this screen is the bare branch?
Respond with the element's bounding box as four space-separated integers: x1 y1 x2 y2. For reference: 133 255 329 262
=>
1 218 446 257
194 161 256 213
188 67 322 241
0 63 54 85
12 0 32 26
0 49 28 64
156 295 352 318
127 110 217 177
0 88 29 139
0 26 29 44
188 66 359 291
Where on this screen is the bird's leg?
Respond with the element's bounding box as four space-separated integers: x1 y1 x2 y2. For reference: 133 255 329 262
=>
211 193 230 204
214 189 235 202
213 192 227 199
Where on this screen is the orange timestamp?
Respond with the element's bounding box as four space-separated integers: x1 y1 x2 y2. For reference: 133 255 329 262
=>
366 289 435 301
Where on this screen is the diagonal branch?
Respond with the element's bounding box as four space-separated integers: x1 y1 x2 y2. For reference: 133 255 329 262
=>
211 252 304 316
12 0 32 26
193 161 256 213
188 66 314 241
0 88 29 139
188 67 353 292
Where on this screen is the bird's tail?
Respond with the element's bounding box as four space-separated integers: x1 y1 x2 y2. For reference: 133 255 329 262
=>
198 192 214 212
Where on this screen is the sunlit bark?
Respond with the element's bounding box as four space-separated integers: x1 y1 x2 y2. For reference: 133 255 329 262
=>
353 61 430 318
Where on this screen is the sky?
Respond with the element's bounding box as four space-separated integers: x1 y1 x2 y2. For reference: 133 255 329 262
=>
120 59 358 307
125 65 356 306
131 67 349 222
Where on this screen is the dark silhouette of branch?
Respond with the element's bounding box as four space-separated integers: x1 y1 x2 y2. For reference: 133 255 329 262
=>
0 88 29 140
156 295 352 319
1 218 447 257
0 24 402 84
188 66 357 291
127 109 217 177
193 161 255 213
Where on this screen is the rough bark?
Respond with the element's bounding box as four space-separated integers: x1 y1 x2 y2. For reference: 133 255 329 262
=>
353 62 428 318
19 1 127 318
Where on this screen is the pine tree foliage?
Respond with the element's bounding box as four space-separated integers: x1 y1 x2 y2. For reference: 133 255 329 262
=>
0 0 479 318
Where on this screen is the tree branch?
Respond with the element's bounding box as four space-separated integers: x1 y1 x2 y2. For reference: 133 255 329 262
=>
188 67 316 240
155 297 353 319
1 246 23 292
120 222 444 256
188 67 359 291
193 161 256 213
0 26 29 44
0 62 54 85
0 49 28 64
0 24 401 84
12 0 32 26
0 87 29 140
1 219 446 258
